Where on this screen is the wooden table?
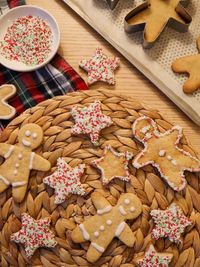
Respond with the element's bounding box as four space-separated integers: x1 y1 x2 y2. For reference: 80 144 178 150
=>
28 0 200 152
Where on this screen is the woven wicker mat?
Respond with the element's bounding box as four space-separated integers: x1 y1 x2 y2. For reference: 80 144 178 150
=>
0 89 200 267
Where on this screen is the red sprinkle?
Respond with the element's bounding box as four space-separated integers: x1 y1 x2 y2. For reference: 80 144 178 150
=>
0 15 53 66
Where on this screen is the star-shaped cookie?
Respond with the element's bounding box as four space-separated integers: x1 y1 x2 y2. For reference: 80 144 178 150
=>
106 0 120 10
71 100 113 146
79 48 120 85
172 36 200 93
91 145 133 185
0 84 16 119
10 213 57 258
137 245 173 267
125 0 192 47
151 203 192 243
43 158 86 204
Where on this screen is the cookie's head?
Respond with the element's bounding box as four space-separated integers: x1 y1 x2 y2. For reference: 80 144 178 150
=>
132 116 158 142
18 123 43 150
117 193 142 220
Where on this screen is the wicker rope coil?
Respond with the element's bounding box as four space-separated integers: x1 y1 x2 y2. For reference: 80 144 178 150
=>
0 89 199 267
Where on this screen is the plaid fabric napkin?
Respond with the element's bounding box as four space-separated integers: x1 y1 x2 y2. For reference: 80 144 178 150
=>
0 0 88 131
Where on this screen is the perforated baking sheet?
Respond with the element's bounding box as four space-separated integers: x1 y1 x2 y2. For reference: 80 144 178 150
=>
62 0 200 125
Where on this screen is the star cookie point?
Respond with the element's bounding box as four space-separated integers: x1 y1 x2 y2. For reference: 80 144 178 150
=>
132 116 200 191
43 157 86 204
11 213 57 258
71 100 113 146
79 48 120 85
137 244 173 267
92 145 133 185
151 203 192 243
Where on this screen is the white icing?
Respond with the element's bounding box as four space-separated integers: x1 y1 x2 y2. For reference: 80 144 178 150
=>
140 126 151 134
29 152 35 170
124 198 130 205
22 139 31 147
130 207 135 212
167 155 172 160
106 220 112 225
94 231 99 237
119 205 127 216
12 181 27 187
0 175 10 185
25 130 31 137
18 154 23 160
97 205 112 215
100 226 105 231
159 150 166 157
79 224 90 240
4 146 14 159
32 133 38 139
115 222 125 237
91 242 105 253
15 163 19 168
172 160 177 166
13 170 18 176
145 133 152 139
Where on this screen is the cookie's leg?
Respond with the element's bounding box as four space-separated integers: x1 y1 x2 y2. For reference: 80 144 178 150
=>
0 180 9 194
86 244 102 263
12 184 28 203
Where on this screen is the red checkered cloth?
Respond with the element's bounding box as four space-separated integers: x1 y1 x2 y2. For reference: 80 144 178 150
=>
0 0 88 131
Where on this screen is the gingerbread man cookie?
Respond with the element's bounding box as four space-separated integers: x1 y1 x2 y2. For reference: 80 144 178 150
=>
0 84 16 120
71 192 142 263
132 116 200 191
172 36 200 93
0 123 51 202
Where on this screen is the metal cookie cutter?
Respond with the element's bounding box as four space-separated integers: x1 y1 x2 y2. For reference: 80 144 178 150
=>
106 0 120 10
124 0 192 48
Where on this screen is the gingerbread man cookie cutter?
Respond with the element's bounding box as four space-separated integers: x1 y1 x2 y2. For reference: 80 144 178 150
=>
132 116 200 191
124 0 192 48
0 84 16 120
0 123 51 202
71 192 142 263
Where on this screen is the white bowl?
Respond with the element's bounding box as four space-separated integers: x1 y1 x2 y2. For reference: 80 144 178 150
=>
0 5 60 72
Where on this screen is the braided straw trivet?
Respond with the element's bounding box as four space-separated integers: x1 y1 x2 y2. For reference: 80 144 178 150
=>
0 89 199 267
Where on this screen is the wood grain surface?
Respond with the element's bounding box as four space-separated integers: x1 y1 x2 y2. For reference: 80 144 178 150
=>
28 0 200 152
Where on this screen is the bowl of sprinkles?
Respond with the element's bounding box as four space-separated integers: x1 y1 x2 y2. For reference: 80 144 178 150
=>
0 5 60 72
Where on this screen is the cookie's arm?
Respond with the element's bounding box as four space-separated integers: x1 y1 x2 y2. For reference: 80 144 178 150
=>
32 154 51 171
117 223 135 247
133 150 153 168
91 192 112 211
0 143 13 157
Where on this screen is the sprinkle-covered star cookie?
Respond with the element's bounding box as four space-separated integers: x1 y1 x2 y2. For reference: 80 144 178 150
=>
71 100 113 146
10 213 57 258
151 203 192 243
43 158 86 204
137 245 173 267
79 48 120 85
91 145 133 185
